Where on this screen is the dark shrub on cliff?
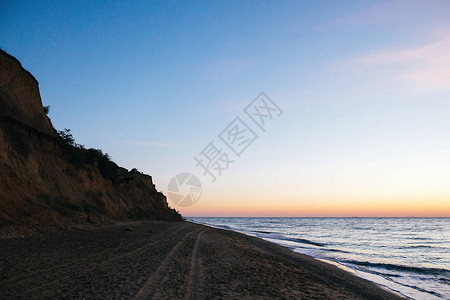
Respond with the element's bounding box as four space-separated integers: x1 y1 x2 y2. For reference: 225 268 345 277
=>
85 148 119 181
57 129 118 181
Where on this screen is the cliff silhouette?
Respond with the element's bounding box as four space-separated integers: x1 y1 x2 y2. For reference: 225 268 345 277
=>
0 50 181 226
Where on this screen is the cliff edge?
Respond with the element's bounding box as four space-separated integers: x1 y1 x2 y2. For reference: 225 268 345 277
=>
0 50 181 226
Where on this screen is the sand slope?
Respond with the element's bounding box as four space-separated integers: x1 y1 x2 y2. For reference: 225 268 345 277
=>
0 221 403 299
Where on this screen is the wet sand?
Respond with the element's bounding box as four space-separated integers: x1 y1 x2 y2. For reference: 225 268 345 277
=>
0 221 403 299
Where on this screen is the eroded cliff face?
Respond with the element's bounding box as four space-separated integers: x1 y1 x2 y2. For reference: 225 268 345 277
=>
0 50 181 226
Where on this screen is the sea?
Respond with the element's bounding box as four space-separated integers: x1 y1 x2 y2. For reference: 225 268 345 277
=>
188 217 449 300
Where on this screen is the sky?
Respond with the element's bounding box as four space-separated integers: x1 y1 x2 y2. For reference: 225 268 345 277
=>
1 0 449 217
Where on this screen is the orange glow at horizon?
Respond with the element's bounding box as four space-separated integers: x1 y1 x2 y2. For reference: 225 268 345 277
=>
177 196 450 217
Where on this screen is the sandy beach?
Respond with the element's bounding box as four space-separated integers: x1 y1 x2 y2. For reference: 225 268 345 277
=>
0 221 402 299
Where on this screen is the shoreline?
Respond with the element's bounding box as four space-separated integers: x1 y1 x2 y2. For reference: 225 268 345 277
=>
188 220 407 299
1 220 404 299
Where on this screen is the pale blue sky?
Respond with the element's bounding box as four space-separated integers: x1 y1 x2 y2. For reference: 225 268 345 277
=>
1 1 449 216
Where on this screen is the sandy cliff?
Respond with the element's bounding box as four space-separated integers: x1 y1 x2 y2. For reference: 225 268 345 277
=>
0 50 181 226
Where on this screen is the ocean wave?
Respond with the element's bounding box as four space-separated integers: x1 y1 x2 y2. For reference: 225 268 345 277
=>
388 278 445 298
402 244 433 249
342 260 450 276
259 233 325 247
214 224 233 230
326 248 351 254
284 237 325 247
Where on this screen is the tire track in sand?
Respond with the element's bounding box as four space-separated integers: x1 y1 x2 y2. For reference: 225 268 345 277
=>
134 228 202 300
185 229 207 300
20 224 190 296
7 223 187 286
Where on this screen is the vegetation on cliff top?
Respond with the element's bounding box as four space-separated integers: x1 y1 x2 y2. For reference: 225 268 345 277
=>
57 128 119 181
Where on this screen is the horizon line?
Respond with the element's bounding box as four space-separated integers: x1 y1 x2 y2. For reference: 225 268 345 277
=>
183 215 450 218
